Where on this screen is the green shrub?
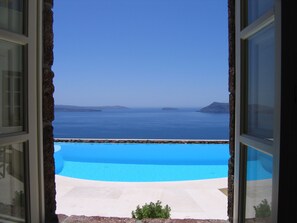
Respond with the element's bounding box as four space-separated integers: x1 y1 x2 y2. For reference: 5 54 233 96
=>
253 199 271 218
131 200 171 220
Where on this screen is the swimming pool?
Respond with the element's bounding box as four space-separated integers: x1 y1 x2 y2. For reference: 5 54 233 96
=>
54 142 229 182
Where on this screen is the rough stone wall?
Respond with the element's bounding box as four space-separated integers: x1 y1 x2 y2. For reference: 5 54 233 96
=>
55 138 229 144
43 0 58 222
228 0 235 222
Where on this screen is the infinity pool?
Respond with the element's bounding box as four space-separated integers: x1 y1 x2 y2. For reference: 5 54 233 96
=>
54 143 229 182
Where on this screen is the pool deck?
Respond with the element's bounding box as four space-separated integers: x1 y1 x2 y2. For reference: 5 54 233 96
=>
55 176 228 220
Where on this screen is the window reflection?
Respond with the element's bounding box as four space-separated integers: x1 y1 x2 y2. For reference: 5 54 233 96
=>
246 23 275 140
245 146 272 222
0 0 24 34
0 143 26 221
0 40 24 134
247 0 274 24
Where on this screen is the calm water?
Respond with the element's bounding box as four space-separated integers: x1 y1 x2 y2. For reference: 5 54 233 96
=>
53 108 229 139
54 143 229 182
54 142 272 182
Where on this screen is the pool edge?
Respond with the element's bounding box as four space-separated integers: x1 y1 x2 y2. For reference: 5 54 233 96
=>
54 138 229 144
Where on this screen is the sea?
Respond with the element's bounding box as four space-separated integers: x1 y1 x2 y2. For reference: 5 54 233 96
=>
53 108 229 139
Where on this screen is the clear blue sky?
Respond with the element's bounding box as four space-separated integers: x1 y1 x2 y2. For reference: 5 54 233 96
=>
53 0 228 108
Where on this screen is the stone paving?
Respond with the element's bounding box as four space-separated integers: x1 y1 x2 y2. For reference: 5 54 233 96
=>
56 176 228 220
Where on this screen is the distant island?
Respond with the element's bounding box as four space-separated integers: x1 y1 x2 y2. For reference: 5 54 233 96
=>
55 105 128 112
97 105 129 110
162 107 179 111
198 102 229 113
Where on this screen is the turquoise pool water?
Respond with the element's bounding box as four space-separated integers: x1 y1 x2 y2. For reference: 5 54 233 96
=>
54 143 229 182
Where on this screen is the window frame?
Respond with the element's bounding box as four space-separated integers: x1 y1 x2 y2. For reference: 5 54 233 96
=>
234 0 281 222
0 0 44 222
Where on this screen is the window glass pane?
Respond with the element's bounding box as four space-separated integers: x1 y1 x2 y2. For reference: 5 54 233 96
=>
0 0 25 34
247 0 274 24
246 23 274 140
245 146 272 222
0 143 26 221
0 40 25 134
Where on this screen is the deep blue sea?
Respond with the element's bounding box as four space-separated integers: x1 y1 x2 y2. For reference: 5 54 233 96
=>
53 108 229 139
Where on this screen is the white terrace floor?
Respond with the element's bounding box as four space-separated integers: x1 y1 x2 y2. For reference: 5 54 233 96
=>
55 175 228 220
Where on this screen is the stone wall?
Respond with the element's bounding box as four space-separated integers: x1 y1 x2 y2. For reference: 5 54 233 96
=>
54 138 229 144
228 0 235 222
43 0 58 222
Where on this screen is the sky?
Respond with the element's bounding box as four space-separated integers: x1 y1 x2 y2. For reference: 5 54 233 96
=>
53 0 228 108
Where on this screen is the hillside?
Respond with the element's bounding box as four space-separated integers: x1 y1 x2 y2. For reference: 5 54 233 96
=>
199 102 229 113
55 105 128 112
55 105 101 112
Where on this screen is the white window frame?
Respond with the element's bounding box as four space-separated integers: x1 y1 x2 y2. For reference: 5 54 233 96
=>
234 0 281 222
0 0 44 222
